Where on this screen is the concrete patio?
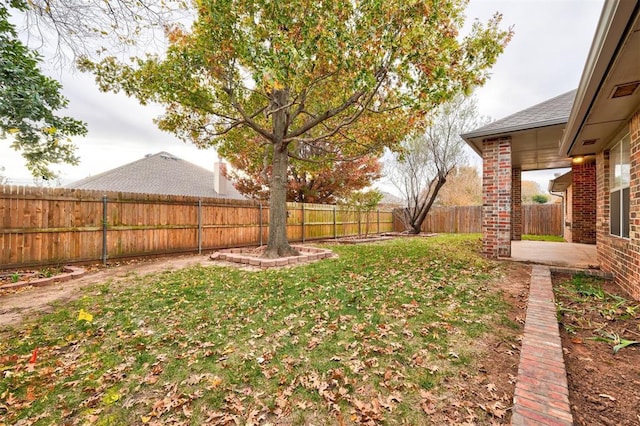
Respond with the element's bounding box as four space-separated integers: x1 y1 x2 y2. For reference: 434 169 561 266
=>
508 241 599 269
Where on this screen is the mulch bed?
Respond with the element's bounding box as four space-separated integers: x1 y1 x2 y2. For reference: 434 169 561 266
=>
0 266 86 292
553 273 640 425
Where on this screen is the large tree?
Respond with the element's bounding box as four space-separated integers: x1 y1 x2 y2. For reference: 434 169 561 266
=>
80 0 512 257
224 137 382 203
0 0 87 179
387 94 484 233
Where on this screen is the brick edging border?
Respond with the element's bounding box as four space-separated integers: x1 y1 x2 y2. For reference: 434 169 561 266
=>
210 245 334 268
511 265 573 425
549 266 614 280
0 266 87 291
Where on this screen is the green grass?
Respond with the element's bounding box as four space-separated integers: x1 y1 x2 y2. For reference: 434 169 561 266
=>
522 234 565 242
0 234 512 425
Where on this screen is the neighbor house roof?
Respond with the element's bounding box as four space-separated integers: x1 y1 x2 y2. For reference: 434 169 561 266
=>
462 89 577 140
67 152 246 200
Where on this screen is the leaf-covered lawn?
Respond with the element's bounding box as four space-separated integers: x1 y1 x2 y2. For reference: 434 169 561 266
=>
0 235 515 425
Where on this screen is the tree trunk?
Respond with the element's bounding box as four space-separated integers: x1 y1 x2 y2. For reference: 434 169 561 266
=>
408 176 447 234
263 89 298 258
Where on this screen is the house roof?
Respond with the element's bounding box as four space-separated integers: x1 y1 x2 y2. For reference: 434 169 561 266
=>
462 90 576 140
548 171 572 193
67 152 246 200
560 0 640 156
461 91 576 171
379 191 404 207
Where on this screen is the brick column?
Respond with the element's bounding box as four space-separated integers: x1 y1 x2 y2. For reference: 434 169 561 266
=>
512 167 522 241
572 161 596 244
482 137 512 258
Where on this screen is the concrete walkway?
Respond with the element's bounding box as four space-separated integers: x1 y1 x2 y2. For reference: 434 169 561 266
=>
510 241 598 269
511 265 573 425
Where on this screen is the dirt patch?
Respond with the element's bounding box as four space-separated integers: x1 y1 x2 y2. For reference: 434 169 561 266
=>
0 254 210 329
476 262 529 423
553 273 640 426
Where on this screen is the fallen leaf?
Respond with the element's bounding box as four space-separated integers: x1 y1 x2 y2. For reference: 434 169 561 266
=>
183 404 193 417
25 387 36 402
208 376 223 389
599 393 616 401
383 370 393 381
78 309 93 323
28 348 38 364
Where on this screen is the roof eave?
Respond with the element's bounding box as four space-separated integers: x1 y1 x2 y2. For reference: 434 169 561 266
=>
559 0 639 156
462 117 569 141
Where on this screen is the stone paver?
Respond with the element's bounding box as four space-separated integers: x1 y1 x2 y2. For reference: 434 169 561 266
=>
512 265 573 425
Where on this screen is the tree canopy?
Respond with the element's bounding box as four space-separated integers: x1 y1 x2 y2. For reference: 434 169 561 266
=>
0 0 87 179
436 165 482 206
80 0 512 256
225 139 382 204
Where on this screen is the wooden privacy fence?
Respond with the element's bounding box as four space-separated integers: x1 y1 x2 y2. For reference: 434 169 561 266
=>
403 203 563 236
522 204 563 236
0 185 394 269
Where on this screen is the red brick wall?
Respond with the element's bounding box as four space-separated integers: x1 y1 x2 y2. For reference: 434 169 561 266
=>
482 138 512 258
571 161 596 244
597 110 640 300
511 167 522 241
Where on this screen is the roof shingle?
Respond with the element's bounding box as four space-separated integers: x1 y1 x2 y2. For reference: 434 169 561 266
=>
462 89 577 139
67 152 246 200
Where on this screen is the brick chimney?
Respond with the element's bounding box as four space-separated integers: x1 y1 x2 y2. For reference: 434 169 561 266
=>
214 162 227 195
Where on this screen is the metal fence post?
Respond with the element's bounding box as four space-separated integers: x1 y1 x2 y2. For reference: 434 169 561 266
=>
198 199 202 254
102 195 108 265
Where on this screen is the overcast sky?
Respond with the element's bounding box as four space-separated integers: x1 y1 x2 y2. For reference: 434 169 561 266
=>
1 0 605 189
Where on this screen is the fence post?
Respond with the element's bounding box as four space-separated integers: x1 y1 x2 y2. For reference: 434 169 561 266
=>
377 209 380 234
197 199 202 254
259 204 263 246
102 195 108 265
333 206 337 239
301 203 306 243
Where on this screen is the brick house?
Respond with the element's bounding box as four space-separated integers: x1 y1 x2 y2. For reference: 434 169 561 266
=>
463 1 640 299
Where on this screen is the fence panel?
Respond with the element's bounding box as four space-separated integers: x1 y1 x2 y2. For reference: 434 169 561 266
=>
0 185 395 269
523 203 562 236
402 204 562 236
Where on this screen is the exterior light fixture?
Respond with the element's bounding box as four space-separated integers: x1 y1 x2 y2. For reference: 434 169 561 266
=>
572 156 584 164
